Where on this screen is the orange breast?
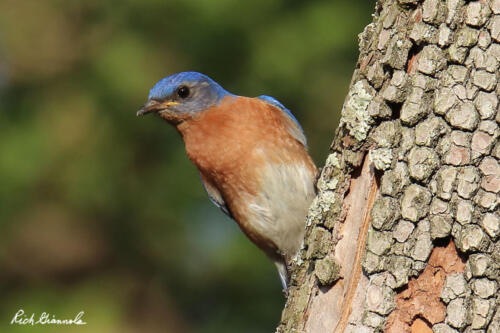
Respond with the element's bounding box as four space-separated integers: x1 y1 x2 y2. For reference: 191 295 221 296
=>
175 96 316 255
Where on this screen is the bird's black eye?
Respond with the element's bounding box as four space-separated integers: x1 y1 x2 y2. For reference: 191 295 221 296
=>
177 86 190 99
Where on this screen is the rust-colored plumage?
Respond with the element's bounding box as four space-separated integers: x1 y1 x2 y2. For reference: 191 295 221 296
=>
173 96 317 258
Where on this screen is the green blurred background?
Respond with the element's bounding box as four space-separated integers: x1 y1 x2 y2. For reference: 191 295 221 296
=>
0 0 372 332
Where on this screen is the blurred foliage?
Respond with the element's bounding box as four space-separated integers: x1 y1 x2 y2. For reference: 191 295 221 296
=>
0 0 372 331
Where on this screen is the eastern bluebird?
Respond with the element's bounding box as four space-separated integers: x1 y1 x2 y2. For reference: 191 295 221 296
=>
137 72 317 288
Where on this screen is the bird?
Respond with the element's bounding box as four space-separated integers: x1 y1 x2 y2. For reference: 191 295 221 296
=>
137 71 317 289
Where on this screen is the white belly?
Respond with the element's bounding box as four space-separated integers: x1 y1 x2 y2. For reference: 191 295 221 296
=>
246 161 316 258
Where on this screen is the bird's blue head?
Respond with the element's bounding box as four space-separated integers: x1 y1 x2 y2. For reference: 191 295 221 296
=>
137 72 231 122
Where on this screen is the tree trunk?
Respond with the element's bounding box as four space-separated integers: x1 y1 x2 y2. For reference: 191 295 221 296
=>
277 0 500 332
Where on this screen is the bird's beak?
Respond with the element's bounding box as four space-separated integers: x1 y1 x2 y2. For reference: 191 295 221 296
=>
136 100 180 116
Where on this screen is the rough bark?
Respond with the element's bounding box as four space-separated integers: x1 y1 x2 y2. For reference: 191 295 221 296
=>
277 1 500 332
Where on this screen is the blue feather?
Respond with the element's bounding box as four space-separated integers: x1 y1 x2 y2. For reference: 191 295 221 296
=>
148 72 227 100
257 95 307 147
147 71 230 115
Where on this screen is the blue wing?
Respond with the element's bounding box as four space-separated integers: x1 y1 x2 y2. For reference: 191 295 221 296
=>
257 95 307 148
199 173 233 218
